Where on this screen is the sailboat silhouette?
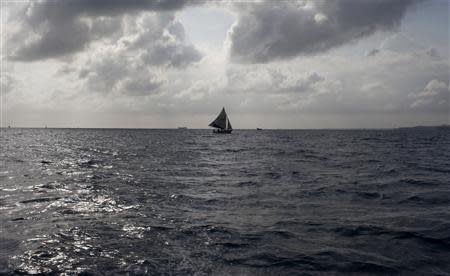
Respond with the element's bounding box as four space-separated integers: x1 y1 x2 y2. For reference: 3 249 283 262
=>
209 107 233 134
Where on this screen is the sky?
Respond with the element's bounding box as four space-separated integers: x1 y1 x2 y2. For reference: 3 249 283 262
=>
1 0 449 129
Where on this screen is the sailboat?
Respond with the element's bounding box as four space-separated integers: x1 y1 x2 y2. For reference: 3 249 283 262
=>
209 107 233 134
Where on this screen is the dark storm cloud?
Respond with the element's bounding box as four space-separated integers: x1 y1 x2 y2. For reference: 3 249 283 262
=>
229 0 421 63
8 0 197 63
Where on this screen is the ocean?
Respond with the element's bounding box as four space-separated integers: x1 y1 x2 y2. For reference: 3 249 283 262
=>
1 128 449 275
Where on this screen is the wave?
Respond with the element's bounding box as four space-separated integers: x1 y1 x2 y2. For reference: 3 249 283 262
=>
236 181 259 187
77 159 103 168
399 178 442 187
224 251 399 274
20 197 61 204
353 191 382 200
400 191 450 205
331 224 450 250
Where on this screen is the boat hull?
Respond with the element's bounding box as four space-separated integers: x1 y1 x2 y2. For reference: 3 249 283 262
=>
213 129 232 134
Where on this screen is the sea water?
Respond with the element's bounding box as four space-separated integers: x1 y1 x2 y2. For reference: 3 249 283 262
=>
1 128 449 275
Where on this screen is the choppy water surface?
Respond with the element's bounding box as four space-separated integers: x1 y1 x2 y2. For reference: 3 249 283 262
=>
1 128 449 275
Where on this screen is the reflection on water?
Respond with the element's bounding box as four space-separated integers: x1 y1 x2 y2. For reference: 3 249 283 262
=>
1 128 450 275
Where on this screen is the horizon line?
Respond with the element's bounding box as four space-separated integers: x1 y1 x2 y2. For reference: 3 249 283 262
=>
1 125 448 131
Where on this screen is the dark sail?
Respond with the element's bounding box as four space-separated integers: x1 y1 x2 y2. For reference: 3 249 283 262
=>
209 107 232 130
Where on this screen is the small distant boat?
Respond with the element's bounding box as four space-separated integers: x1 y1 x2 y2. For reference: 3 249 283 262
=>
209 107 232 134
178 127 187 129
256 128 262 130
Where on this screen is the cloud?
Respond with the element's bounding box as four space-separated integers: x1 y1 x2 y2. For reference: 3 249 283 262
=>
121 76 164 96
366 49 380 57
380 33 421 53
7 0 199 64
228 0 421 63
217 44 448 116
80 53 130 93
7 0 421 65
269 70 325 93
52 11 202 96
410 79 449 110
225 65 327 95
174 79 222 101
142 43 202 68
425 48 441 60
225 67 272 93
1 75 16 94
77 44 167 96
